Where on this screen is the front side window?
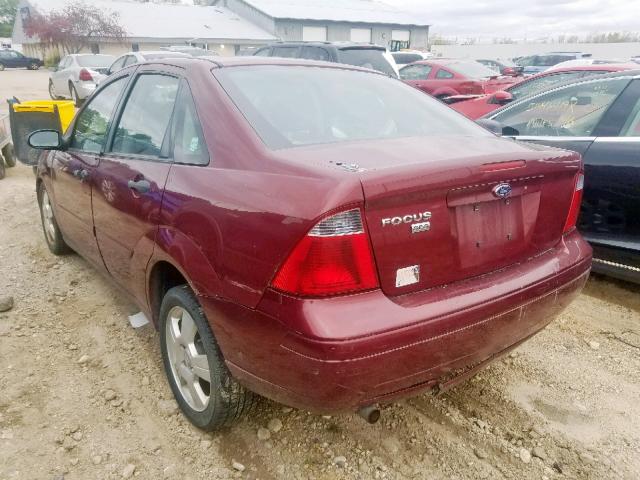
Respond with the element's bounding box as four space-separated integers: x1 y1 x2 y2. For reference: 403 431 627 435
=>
493 78 629 137
300 46 330 62
435 68 454 79
253 47 270 57
508 72 585 100
399 64 432 80
70 77 128 153
172 81 209 165
271 47 300 58
111 74 179 157
217 66 491 149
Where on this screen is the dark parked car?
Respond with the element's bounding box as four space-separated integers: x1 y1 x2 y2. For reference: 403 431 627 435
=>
485 70 640 283
452 64 636 119
515 52 592 75
399 59 517 99
476 58 524 77
27 57 590 430
253 41 398 77
0 49 43 70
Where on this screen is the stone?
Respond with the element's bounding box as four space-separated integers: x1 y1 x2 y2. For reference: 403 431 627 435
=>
77 355 90 365
122 464 136 478
200 440 212 450
231 461 245 472
532 446 547 460
69 458 79 466
0 296 14 312
519 448 532 464
381 436 401 455
72 431 83 441
333 456 347 468
588 341 600 350
92 455 102 465
157 399 178 416
474 448 488 460
257 428 271 441
267 418 283 433
141 376 150 386
104 390 117 401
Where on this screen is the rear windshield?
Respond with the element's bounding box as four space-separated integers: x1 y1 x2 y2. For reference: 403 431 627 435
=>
392 53 422 64
337 48 396 76
446 61 498 79
77 55 115 68
216 65 490 149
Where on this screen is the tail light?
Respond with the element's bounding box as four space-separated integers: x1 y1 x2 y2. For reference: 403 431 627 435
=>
79 68 93 81
502 67 515 76
563 171 584 234
271 208 379 297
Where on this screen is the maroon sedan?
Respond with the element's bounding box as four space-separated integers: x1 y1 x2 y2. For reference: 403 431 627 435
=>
28 57 591 430
399 59 517 99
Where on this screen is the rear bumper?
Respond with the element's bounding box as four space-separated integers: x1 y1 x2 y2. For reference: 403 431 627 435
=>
199 231 591 412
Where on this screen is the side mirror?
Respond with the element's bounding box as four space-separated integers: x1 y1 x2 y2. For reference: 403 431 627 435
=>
489 91 513 105
28 129 63 150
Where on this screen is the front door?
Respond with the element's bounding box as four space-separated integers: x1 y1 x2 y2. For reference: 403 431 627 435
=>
49 74 130 268
91 69 180 305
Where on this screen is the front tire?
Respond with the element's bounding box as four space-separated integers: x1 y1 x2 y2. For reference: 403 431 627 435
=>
37 183 70 255
2 144 16 168
160 285 255 430
49 80 57 100
28 62 40 70
0 63 5 72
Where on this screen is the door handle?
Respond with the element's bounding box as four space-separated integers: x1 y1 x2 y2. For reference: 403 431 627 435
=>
127 178 151 194
73 169 89 181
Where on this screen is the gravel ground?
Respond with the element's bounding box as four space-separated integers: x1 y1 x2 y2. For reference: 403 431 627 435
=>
1 70 639 480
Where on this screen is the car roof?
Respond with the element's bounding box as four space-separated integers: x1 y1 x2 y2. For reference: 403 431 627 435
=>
264 41 385 51
138 55 387 75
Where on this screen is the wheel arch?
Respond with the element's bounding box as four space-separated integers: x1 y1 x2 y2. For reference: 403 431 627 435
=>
147 260 190 328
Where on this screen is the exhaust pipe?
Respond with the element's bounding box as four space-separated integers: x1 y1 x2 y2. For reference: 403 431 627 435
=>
357 405 381 424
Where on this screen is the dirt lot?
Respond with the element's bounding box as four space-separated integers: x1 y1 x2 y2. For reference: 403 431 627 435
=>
1 70 639 480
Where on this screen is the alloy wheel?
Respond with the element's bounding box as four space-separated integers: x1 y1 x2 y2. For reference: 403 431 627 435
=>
40 190 56 244
165 306 211 412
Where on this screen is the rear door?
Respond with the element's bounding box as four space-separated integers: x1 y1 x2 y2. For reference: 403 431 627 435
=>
91 66 180 304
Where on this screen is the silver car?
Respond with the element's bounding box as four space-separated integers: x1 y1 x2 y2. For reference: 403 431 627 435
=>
106 51 191 76
49 54 115 106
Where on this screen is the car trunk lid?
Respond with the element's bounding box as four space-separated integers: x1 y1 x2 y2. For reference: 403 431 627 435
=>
354 135 581 296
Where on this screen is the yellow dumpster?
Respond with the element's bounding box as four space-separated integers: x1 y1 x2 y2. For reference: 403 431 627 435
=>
8 99 75 165
12 100 75 133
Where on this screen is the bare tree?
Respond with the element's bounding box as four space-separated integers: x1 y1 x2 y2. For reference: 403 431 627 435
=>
25 1 126 54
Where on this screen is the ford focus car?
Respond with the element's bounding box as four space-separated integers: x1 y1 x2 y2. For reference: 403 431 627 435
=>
27 57 591 430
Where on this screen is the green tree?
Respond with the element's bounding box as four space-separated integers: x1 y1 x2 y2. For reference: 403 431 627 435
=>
0 0 18 37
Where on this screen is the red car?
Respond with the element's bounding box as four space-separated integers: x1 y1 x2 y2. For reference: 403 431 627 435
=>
399 59 517 99
452 64 637 119
27 57 591 430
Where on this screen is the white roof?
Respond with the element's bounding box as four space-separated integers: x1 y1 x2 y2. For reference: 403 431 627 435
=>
25 0 277 42
242 0 429 26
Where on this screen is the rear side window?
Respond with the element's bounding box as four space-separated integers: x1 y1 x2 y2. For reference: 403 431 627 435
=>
109 57 126 73
111 74 179 157
435 69 454 79
300 46 330 61
253 47 270 57
272 46 300 58
123 55 137 67
172 81 209 165
70 77 128 153
337 48 396 76
509 72 584 100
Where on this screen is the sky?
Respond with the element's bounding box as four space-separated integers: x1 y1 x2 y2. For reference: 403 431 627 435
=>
386 0 640 40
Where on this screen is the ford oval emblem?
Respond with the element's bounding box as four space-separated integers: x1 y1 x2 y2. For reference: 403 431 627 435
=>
492 183 512 199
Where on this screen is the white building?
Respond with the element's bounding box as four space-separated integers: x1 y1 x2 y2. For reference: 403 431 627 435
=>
12 0 277 60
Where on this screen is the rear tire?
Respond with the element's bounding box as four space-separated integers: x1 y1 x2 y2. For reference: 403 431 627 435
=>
0 63 5 72
0 157 5 180
49 80 57 100
160 285 255 431
37 182 70 255
1 144 15 168
28 62 40 70
69 83 81 107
